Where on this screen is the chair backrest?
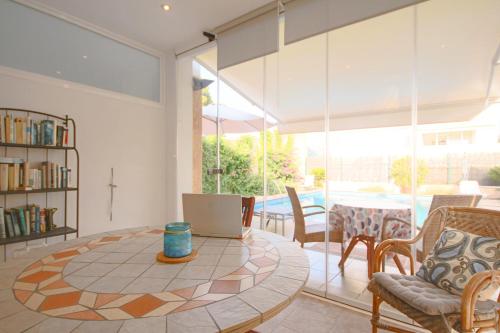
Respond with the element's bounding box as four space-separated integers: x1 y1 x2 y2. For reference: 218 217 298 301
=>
428 194 481 214
286 186 306 241
419 206 500 258
242 197 255 227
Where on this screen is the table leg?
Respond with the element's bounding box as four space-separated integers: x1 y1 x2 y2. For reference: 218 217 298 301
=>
339 235 376 280
338 236 360 269
365 236 375 279
281 216 285 236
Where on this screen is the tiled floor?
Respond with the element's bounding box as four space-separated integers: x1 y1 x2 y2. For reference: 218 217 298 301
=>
254 293 411 333
255 216 414 322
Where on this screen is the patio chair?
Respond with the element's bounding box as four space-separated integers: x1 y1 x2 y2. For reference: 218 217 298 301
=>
242 197 255 227
368 207 500 333
286 186 344 262
381 194 482 271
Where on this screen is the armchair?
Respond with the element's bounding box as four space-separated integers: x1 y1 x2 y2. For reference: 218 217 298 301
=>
369 207 499 333
381 194 482 272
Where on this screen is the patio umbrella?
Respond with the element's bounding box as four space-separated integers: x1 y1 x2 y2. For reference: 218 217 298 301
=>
202 104 275 135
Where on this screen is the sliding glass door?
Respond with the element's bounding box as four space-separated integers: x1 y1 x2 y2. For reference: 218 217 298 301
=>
189 0 500 318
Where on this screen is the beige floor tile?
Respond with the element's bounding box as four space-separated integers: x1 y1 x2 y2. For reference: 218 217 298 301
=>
164 279 208 291
210 266 240 280
166 307 218 333
71 251 107 263
197 246 225 255
206 296 260 331
185 254 221 266
119 316 166 333
0 289 13 303
62 262 89 276
73 320 124 333
142 264 185 279
0 298 27 319
86 276 135 293
0 309 46 332
222 246 249 255
259 276 304 297
122 277 172 293
217 254 249 267
177 266 215 280
203 238 230 247
107 263 152 277
64 275 100 289
238 285 288 314
126 253 157 264
95 252 135 264
70 263 120 277
24 317 82 333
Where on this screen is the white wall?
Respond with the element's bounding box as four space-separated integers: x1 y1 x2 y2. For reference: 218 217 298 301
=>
0 61 176 257
175 55 194 218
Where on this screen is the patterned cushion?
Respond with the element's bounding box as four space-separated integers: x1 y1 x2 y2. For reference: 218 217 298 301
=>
416 227 499 296
373 272 461 315
372 272 499 318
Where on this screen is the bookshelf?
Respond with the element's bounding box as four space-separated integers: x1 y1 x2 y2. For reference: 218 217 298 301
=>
0 108 79 250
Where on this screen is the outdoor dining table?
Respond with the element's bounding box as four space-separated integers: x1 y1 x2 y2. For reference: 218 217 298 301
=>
330 200 411 279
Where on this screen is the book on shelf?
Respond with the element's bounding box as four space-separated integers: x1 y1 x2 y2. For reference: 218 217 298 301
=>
1 205 58 238
0 113 68 146
4 211 14 237
0 208 5 239
0 159 71 191
10 210 21 236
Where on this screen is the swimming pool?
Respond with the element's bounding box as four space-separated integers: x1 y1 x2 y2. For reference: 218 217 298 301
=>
254 191 431 227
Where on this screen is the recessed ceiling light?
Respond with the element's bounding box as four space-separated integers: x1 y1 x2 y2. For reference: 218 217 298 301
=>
440 44 446 49
162 4 171 11
56 71 61 75
82 55 88 59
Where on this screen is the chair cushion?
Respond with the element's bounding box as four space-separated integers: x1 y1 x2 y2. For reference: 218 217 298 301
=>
373 272 462 315
416 227 499 296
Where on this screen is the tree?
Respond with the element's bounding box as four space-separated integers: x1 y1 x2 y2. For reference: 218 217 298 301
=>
311 168 325 187
201 87 213 106
488 166 500 185
390 156 428 193
202 136 263 196
202 130 299 196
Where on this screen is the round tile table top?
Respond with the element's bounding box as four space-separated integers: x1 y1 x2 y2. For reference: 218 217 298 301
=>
3 227 309 333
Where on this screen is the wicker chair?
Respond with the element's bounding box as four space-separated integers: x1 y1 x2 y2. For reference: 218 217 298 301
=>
286 186 344 252
381 195 482 269
368 207 500 333
242 197 255 227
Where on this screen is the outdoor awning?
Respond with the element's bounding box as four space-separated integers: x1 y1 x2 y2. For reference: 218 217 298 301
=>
197 0 500 133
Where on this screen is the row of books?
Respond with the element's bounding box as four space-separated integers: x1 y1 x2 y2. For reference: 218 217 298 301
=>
0 157 71 191
0 113 69 146
0 206 58 238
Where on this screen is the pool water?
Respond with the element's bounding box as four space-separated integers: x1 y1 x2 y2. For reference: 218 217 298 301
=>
254 191 431 227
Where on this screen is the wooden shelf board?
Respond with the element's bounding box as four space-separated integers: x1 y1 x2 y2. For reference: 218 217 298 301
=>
0 188 78 195
0 226 77 246
0 143 76 150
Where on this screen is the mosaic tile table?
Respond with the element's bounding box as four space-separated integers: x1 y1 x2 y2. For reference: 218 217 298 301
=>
0 227 309 333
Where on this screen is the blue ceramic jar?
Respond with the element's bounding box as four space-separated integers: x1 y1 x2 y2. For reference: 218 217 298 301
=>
164 222 192 258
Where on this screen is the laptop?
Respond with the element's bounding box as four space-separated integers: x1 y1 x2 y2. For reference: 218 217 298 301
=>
182 193 251 238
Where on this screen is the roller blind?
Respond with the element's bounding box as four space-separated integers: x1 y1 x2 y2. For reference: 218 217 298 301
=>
284 0 424 45
217 9 279 70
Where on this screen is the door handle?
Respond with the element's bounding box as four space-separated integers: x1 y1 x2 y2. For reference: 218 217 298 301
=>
207 168 224 175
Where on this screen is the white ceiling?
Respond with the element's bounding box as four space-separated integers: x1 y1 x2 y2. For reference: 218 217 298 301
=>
23 0 272 53
197 0 500 130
